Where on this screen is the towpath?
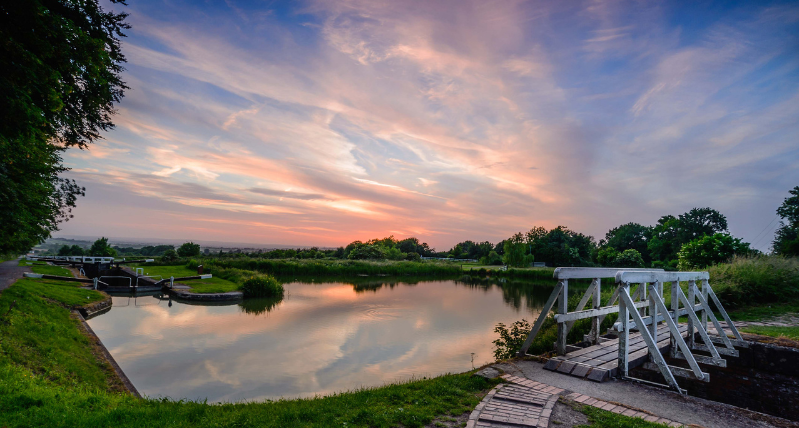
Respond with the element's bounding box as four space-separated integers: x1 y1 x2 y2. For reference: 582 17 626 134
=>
0 258 29 293
461 360 798 428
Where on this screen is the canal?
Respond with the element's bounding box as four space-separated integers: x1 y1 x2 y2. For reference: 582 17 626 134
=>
87 277 555 403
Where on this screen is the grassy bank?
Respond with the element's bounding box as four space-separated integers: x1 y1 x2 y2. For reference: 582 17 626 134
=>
741 325 799 341
0 276 498 427
709 255 799 320
129 264 239 293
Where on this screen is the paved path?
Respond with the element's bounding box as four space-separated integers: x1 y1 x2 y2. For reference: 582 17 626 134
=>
490 360 796 428
0 258 29 293
469 375 683 427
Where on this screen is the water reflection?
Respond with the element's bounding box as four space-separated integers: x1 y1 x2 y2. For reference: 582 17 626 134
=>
89 278 553 403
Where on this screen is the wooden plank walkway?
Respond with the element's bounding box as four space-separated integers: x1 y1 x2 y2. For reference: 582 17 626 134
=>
543 324 689 382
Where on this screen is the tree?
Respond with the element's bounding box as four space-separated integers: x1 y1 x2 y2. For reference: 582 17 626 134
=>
0 1 129 254
161 249 179 262
677 208 728 243
613 249 645 268
648 208 728 266
773 186 799 256
503 233 532 267
177 242 201 257
596 247 644 268
88 237 116 257
677 233 752 270
601 222 652 263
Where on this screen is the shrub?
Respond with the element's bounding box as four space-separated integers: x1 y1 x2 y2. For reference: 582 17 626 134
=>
238 275 284 298
177 242 201 257
678 233 752 270
597 247 644 268
161 249 178 262
614 249 645 268
88 237 116 257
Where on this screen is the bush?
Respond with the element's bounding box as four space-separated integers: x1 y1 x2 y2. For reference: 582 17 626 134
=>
597 247 644 268
678 233 752 270
161 249 178 262
177 242 201 257
88 237 116 257
238 275 284 298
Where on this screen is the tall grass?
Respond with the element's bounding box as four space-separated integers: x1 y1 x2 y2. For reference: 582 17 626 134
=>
708 255 799 309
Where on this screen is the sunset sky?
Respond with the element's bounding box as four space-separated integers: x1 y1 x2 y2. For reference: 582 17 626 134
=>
61 0 799 251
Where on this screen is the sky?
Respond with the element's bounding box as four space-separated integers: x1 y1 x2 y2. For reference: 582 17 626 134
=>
60 0 799 251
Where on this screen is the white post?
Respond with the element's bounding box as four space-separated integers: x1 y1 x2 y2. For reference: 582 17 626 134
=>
556 279 569 355
671 280 679 357
687 280 696 348
649 281 658 350
618 282 630 378
701 279 709 332
592 278 601 344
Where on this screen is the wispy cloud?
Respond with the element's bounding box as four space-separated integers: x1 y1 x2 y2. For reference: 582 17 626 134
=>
60 0 799 248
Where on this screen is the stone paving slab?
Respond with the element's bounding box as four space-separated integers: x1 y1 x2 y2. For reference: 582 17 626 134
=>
467 374 686 427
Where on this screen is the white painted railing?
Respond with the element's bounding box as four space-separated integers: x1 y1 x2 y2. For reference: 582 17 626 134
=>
518 267 664 356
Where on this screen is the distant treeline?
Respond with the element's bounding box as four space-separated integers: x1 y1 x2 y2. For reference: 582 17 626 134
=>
192 258 463 277
45 185 799 272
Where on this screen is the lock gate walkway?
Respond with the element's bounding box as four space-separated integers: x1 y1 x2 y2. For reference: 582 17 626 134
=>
543 324 689 382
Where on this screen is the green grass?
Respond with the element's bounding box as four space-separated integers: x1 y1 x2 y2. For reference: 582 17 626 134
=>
740 325 799 341
0 369 497 428
0 278 112 391
573 402 674 427
130 264 239 293
727 302 799 321
708 255 799 309
30 264 74 277
18 257 47 266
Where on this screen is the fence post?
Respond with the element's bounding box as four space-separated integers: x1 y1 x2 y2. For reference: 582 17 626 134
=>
701 279 709 332
618 282 630 378
687 280 696 348
556 279 569 355
670 280 679 357
592 278 601 344
649 281 658 351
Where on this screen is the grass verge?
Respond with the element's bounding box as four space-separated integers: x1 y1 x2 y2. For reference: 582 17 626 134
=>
0 278 112 391
573 403 673 427
0 276 498 427
130 264 239 293
741 325 799 341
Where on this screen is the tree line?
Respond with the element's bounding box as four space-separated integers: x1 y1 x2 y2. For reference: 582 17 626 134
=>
44 187 799 270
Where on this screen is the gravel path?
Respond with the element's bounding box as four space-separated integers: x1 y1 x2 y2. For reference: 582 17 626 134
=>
0 258 29 294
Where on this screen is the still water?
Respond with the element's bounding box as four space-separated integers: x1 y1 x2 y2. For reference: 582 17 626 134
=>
88 278 553 403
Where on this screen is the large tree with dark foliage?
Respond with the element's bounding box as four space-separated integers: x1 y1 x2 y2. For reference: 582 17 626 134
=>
601 222 653 263
0 0 129 254
773 186 799 256
648 208 728 267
